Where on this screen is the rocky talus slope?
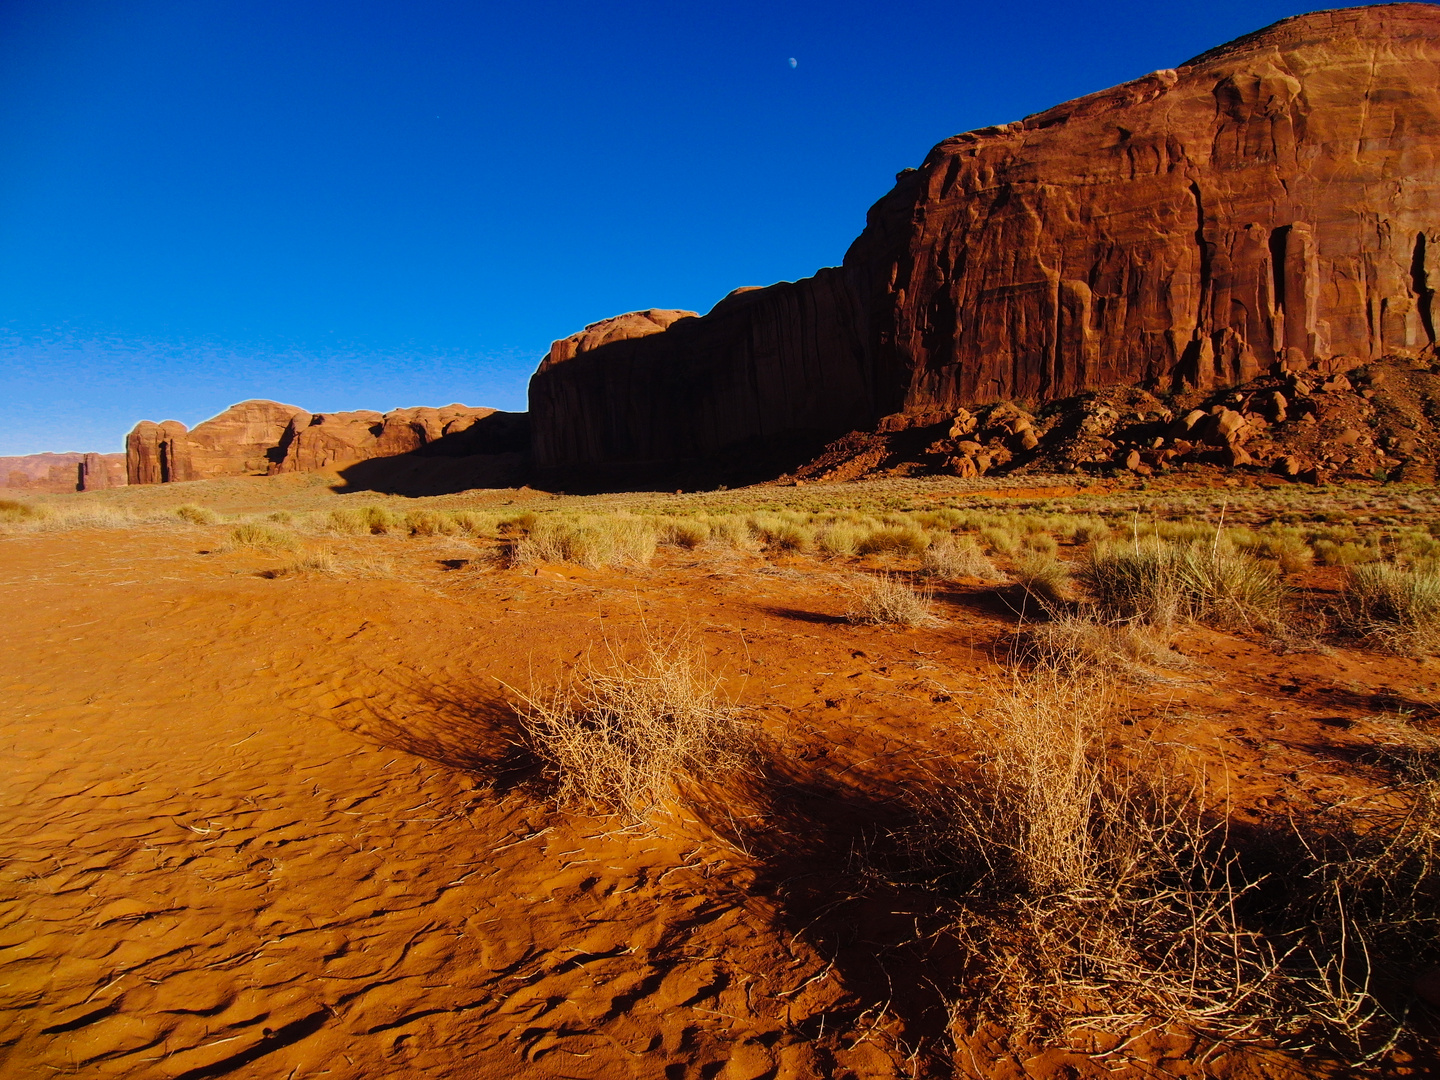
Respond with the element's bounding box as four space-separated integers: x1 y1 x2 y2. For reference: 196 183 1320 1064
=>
787 356 1440 486
530 4 1440 485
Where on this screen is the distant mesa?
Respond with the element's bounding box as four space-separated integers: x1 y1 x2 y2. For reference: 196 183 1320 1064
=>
0 452 125 493
125 399 529 496
529 4 1440 487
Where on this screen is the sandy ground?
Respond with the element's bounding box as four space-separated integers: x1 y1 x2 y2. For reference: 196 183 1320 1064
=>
2 514 1437 1077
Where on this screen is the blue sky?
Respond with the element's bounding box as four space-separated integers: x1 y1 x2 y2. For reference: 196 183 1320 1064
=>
0 0 1337 454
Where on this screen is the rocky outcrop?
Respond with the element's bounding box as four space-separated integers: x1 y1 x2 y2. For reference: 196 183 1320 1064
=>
269 404 519 474
78 454 125 490
126 401 305 485
788 356 1440 486
125 399 527 490
0 453 126 492
531 5 1440 482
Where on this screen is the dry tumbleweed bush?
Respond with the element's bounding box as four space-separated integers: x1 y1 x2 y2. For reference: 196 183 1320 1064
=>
898 670 1440 1066
514 634 747 815
904 670 1284 1049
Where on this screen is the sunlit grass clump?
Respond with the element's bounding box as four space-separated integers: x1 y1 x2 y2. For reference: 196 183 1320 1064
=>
1340 561 1440 654
514 633 747 816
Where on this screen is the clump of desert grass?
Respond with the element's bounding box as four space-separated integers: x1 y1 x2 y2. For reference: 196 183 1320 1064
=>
856 523 929 557
1252 715 1440 1062
901 669 1276 1048
920 534 1001 582
1338 561 1440 654
1013 614 1176 680
512 633 747 816
0 500 158 531
508 514 656 569
258 549 395 579
224 521 298 551
846 573 941 627
326 505 503 538
173 504 218 525
1078 536 1283 631
878 666 1440 1067
659 518 710 549
257 550 339 578
0 499 47 526
1011 553 1072 615
1314 538 1382 567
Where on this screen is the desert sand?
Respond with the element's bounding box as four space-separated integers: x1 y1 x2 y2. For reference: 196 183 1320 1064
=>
2 475 1437 1077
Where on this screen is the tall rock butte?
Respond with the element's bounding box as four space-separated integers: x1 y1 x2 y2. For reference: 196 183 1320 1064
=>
530 4 1440 481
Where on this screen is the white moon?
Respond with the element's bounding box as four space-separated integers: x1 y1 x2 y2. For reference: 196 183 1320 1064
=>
788 57 797 68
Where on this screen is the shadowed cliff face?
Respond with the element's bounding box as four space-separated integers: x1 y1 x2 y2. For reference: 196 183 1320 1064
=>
531 4 1440 482
529 271 889 485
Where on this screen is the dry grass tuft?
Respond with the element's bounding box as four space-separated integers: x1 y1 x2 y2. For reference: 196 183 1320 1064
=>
1012 554 1072 615
258 550 340 578
905 671 1281 1050
921 534 1001 582
660 518 710 549
1079 538 1283 631
1339 562 1440 655
509 515 656 569
513 634 747 816
0 499 45 525
225 522 298 551
1015 614 1175 680
885 669 1440 1065
847 573 941 627
857 524 930 557
174 504 218 525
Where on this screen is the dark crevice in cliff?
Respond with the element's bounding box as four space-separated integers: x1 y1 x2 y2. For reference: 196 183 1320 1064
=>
1270 225 1291 316
1412 232 1436 346
1190 181 1213 332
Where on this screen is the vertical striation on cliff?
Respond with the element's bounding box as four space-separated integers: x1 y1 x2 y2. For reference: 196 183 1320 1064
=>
530 4 1440 480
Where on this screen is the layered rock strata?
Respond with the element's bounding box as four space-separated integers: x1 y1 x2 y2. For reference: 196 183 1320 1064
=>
531 5 1440 480
126 400 523 486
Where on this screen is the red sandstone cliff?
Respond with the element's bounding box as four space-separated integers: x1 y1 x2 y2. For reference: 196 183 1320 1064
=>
127 401 305 484
269 403 513 474
0 453 126 492
125 400 526 490
530 4 1440 479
